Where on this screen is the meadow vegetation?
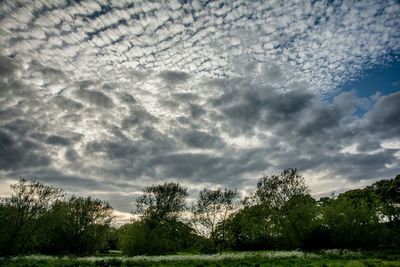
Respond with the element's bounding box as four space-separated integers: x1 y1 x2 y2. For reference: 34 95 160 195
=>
2 250 400 267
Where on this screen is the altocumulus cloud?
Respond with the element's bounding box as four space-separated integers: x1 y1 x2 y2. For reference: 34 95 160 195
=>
0 0 399 213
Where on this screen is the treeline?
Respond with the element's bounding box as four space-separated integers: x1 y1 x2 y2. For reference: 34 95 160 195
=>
0 180 113 256
0 169 399 256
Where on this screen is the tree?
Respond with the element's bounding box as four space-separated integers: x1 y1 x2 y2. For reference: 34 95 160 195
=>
322 189 384 249
222 204 275 250
127 182 193 255
253 168 310 248
38 196 114 255
255 168 309 209
0 178 64 256
192 188 239 252
280 194 319 249
118 219 199 255
136 182 189 224
366 174 400 246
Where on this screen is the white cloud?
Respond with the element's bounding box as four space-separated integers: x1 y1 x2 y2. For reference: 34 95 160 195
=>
0 0 398 90
0 0 399 212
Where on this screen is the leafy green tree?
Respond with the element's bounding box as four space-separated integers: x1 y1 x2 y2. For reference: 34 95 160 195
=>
105 226 119 251
118 221 147 255
118 219 199 255
0 178 64 256
255 168 309 209
0 202 16 255
366 174 400 246
280 194 319 249
38 196 113 255
136 182 188 224
225 192 317 250
252 168 311 248
322 189 384 249
192 188 239 252
123 182 195 255
222 204 275 250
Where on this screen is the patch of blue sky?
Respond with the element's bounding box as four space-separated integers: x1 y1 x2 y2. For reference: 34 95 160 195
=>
326 57 400 117
340 58 400 98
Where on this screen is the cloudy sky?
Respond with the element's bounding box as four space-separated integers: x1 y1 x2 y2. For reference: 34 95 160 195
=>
1 0 399 216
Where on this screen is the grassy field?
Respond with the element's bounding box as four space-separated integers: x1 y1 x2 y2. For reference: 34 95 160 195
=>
1 250 400 267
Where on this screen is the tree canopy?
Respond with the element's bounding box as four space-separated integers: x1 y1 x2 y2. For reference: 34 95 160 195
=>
1 171 399 256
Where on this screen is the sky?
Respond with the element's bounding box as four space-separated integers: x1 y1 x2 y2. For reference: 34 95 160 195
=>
0 0 399 219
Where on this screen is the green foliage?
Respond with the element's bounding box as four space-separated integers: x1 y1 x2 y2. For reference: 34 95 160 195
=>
192 188 239 252
223 204 275 250
280 194 319 249
0 178 64 256
1 250 400 267
135 182 188 223
255 168 309 209
0 179 114 256
104 227 119 251
1 172 400 257
322 190 384 249
118 220 199 255
366 174 400 246
223 169 314 250
38 196 114 255
118 221 148 255
122 182 201 255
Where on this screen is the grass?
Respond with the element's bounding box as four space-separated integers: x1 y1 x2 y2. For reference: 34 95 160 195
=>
1 250 400 267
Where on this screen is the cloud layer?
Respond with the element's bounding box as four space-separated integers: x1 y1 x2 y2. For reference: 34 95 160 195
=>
0 0 399 212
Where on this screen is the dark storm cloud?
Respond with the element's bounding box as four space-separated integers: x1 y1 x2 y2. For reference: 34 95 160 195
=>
212 82 314 136
29 60 68 84
260 63 287 84
121 106 159 129
0 56 18 78
145 147 273 186
365 92 400 138
149 152 219 180
4 119 37 135
181 130 225 149
0 130 51 170
0 56 33 98
139 126 176 148
46 135 71 146
86 140 139 160
322 150 399 181
296 105 340 137
12 168 132 194
117 93 137 104
51 95 83 111
75 89 114 108
207 76 400 182
65 148 81 162
159 71 190 84
82 127 179 181
0 107 22 121
188 104 207 120
172 93 200 102
356 136 382 152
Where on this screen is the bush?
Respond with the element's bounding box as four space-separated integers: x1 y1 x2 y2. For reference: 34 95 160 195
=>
118 220 199 255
